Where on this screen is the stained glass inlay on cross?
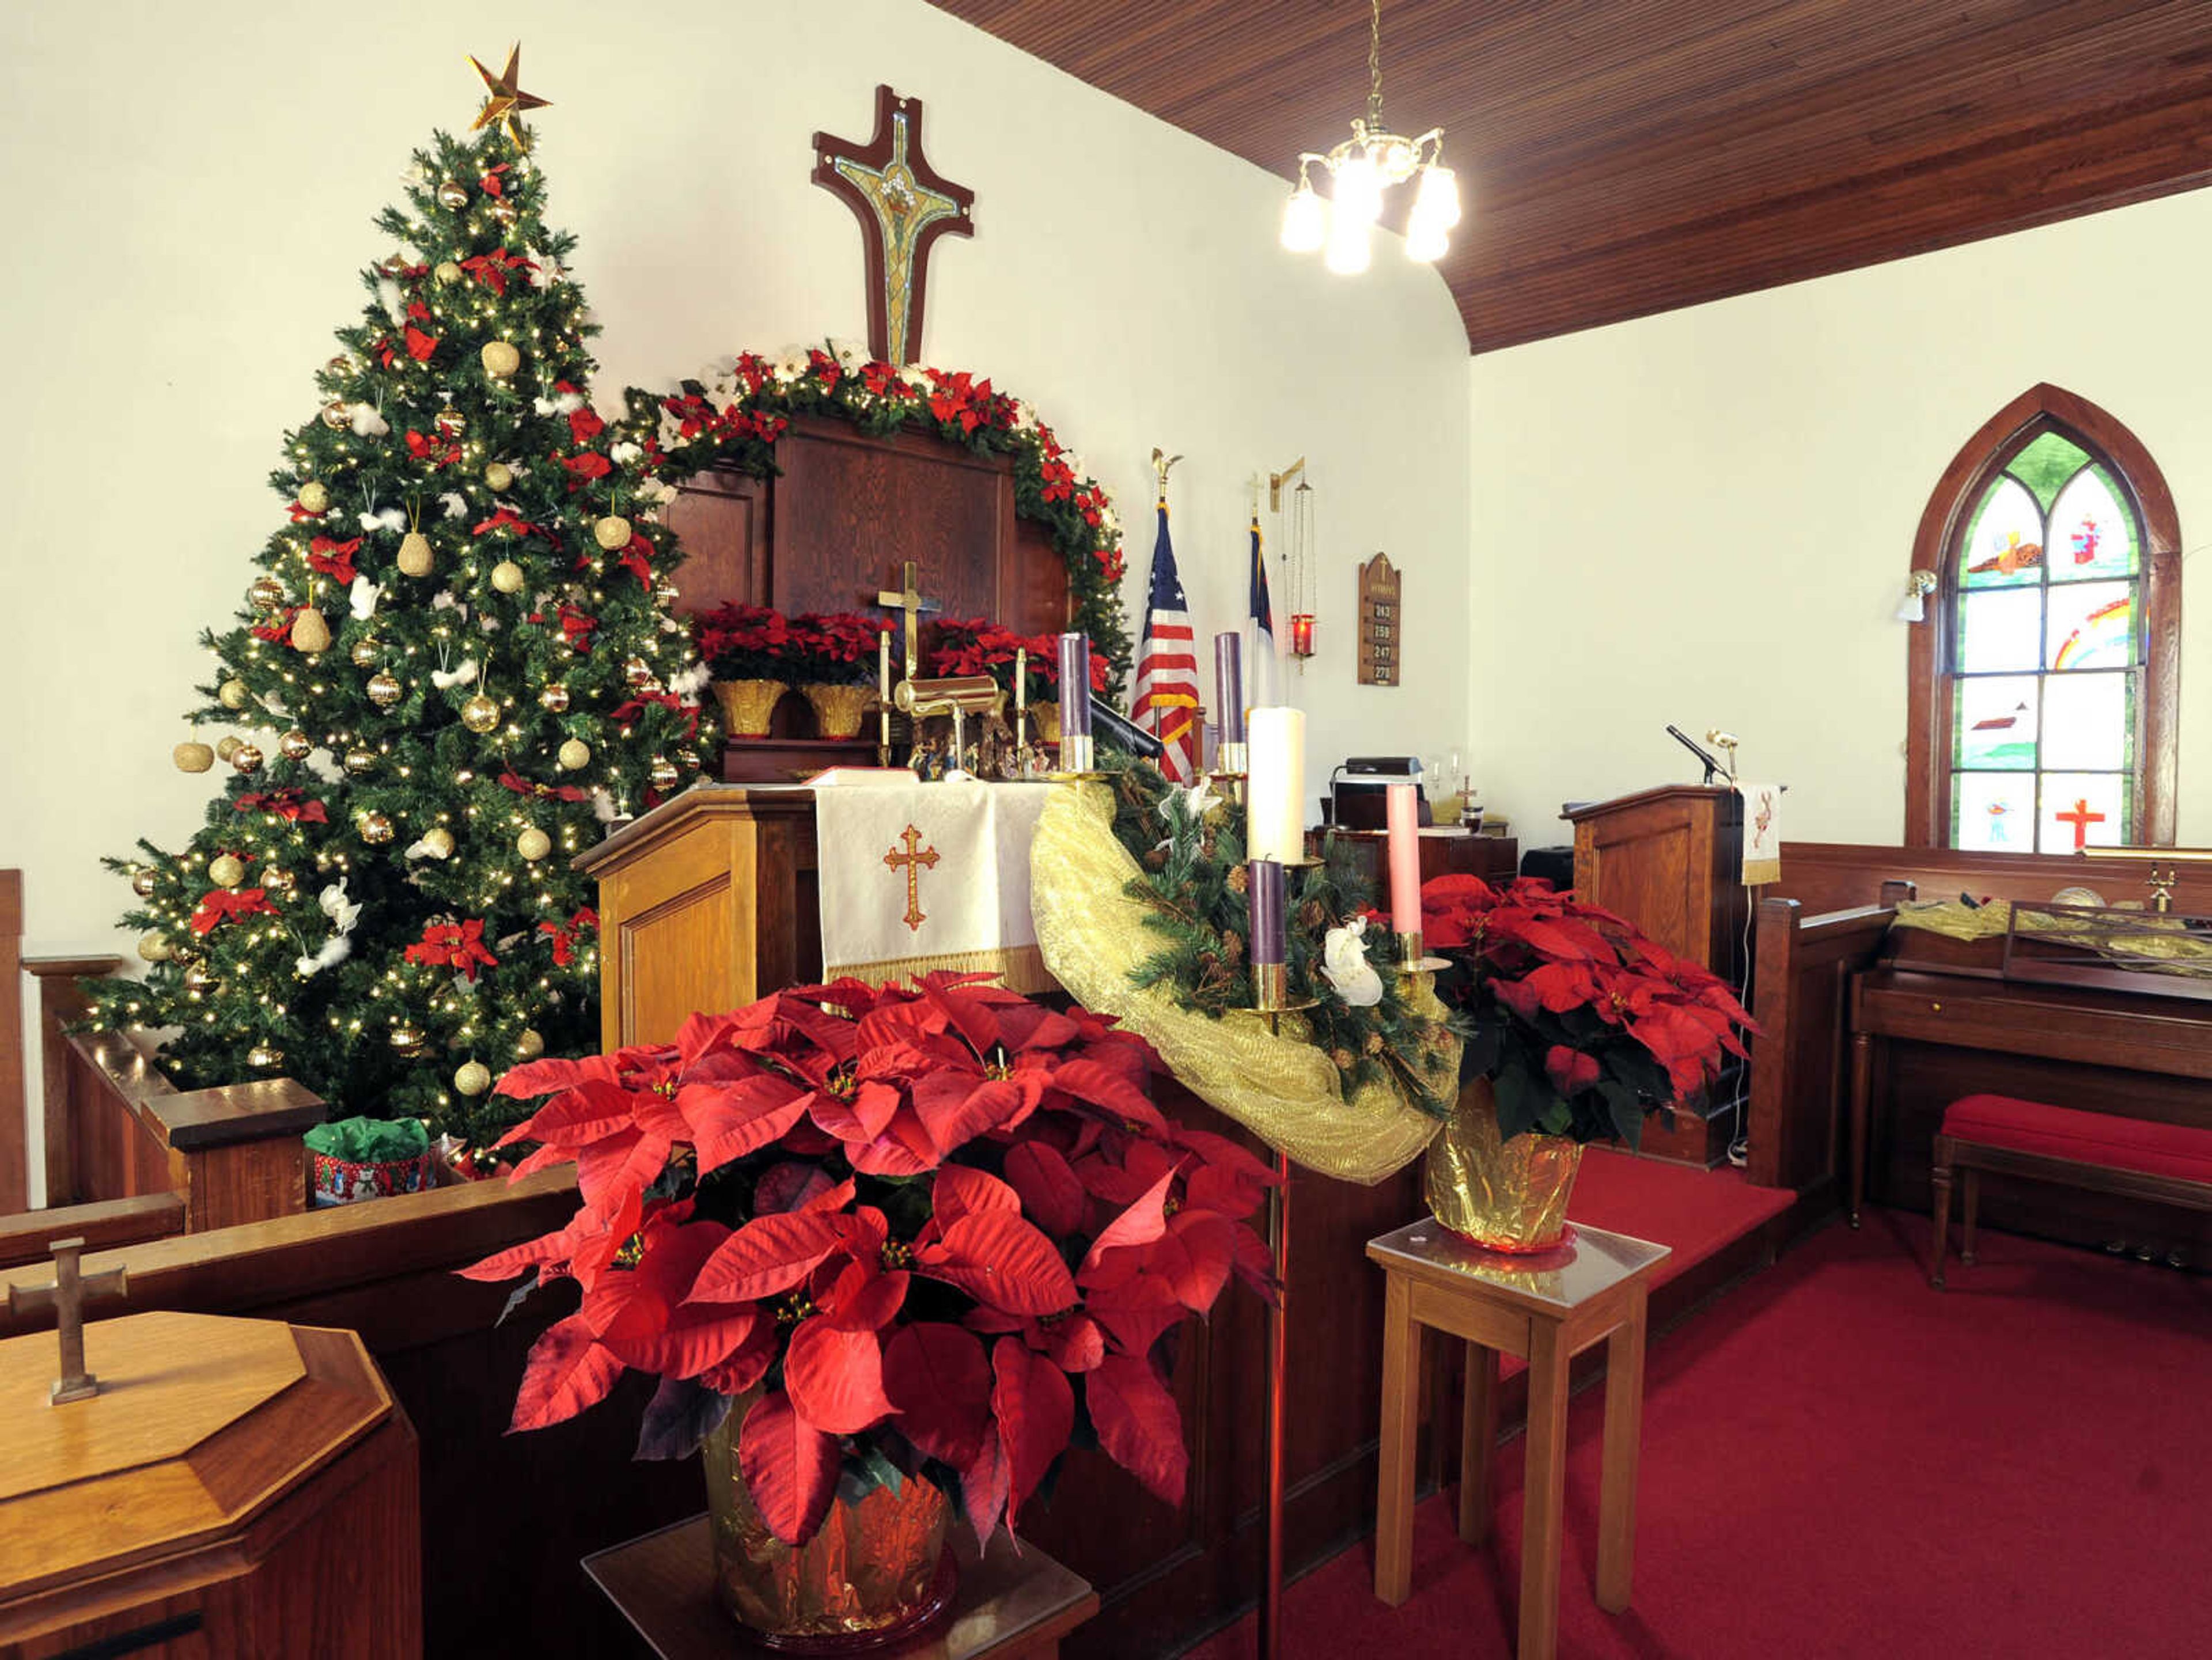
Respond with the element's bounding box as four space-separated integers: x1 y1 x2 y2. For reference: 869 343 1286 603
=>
1946 429 2146 852
813 86 975 368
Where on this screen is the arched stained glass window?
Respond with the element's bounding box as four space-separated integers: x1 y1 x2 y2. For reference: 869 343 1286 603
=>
1906 386 2180 851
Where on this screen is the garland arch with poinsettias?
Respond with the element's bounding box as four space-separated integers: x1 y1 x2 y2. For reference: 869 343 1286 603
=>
618 347 1134 688
467 975 1273 1547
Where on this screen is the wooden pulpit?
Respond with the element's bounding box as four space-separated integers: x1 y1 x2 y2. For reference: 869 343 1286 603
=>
0 1309 419 1657
575 785 823 1048
1567 786 1749 1166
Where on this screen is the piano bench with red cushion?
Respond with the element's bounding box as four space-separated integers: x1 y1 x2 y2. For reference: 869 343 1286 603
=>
1929 1094 2212 1288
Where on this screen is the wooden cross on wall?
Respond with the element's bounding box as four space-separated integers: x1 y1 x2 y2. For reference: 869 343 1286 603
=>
813 86 975 367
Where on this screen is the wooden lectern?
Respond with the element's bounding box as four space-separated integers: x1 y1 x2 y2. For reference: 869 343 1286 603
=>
0 1309 419 1657
1566 786 1749 1166
575 785 823 1048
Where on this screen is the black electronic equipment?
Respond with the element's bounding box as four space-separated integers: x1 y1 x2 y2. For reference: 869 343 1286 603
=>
1092 698 1165 761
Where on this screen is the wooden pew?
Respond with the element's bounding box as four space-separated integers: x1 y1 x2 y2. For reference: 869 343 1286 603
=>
1745 900 1894 1195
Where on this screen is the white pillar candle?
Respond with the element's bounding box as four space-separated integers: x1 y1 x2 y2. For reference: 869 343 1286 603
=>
1246 706 1307 865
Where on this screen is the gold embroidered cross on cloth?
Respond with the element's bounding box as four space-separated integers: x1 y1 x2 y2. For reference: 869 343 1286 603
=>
812 772 1057 992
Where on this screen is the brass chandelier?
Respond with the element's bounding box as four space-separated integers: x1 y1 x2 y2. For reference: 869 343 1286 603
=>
1280 0 1462 272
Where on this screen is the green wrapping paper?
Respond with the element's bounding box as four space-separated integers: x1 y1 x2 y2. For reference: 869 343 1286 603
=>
305 1116 430 1162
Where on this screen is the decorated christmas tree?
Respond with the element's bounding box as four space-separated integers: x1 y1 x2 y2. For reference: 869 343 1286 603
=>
86 51 709 1151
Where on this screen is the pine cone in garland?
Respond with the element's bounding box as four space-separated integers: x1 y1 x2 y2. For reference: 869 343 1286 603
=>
1298 899 1327 931
1145 846 1170 871
1226 863 1248 893
1331 1047 1357 1071
1366 1032 1385 1055
1222 932 1244 965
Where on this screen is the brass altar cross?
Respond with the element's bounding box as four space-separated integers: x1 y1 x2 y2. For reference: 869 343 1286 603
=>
7 1237 129 1404
884 824 941 933
813 87 975 367
876 559 941 680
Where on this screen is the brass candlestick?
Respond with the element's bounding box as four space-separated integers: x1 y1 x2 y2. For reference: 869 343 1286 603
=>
1394 929 1449 977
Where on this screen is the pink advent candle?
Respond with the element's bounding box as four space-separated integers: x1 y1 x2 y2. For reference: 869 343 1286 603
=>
1386 782 1421 936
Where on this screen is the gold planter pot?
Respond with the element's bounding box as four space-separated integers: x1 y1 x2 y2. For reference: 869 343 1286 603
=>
702 1394 955 1652
713 679 789 738
802 682 876 740
1423 1077 1585 1253
1030 699 1060 743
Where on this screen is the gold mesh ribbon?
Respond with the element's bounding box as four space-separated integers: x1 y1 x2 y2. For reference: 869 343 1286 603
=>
1893 898 2212 976
1029 783 1449 1185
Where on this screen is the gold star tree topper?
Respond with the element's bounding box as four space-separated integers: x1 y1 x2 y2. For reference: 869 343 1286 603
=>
467 43 550 146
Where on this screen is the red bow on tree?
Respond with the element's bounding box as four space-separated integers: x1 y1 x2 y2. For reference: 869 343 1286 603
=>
235 790 328 824
557 605 598 653
404 325 441 363
478 163 512 198
404 918 499 981
406 430 461 468
611 691 700 742
288 499 326 523
559 451 612 485
568 404 604 445
499 770 590 804
618 539 654 588
306 535 361 585
190 888 276 935
461 248 535 297
251 605 302 643
472 507 541 540
537 907 599 967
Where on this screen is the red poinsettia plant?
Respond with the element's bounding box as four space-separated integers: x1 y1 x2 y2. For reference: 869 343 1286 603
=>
691 602 794 682
929 618 1113 704
789 611 890 686
1420 876 1758 1147
464 974 1274 1549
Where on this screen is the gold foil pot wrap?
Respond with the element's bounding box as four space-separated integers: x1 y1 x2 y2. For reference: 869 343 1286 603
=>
1030 783 1449 1185
703 1394 953 1648
1030 698 1061 742
713 678 790 738
802 682 877 741
1424 1078 1585 1252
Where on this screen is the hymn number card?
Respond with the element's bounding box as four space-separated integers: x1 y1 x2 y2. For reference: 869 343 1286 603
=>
1358 553 1401 687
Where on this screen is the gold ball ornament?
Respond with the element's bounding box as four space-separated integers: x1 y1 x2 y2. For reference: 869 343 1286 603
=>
131 867 160 897
460 692 502 734
137 930 172 963
650 756 680 793
181 962 220 995
593 515 632 551
434 408 467 440
207 854 245 889
480 341 521 378
396 531 434 578
623 656 654 688
343 745 378 776
366 670 403 708
173 741 215 774
515 1028 546 1060
216 736 244 762
247 1043 285 1070
263 866 294 893
350 638 381 668
556 738 590 771
297 481 329 514
454 1060 493 1097
290 609 333 654
487 198 518 227
357 810 395 845
490 559 525 594
218 678 248 710
421 827 456 859
249 575 286 613
434 260 464 286
320 400 350 430
516 827 552 862
279 729 313 761
437 179 469 210
539 683 570 714
230 743 264 775
483 461 514 492
389 1021 426 1057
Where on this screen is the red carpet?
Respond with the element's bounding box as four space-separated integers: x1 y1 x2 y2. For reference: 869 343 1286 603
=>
1563 1148 1793 1287
1186 1210 2212 1659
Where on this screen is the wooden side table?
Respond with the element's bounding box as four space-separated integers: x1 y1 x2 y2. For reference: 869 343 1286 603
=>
584 1514 1096 1660
1368 1218 1669 1660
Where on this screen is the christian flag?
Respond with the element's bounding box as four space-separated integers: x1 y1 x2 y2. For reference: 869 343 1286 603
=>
1247 513 1279 707
1132 501 1201 782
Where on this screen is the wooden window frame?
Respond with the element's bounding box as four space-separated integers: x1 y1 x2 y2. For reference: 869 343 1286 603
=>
1906 384 2181 848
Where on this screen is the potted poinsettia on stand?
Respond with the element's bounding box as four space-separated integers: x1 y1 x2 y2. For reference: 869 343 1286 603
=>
465 974 1273 1651
1418 875 1756 1252
789 612 889 740
692 602 796 737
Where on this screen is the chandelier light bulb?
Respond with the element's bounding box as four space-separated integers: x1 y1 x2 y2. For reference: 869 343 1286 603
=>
1324 208 1373 275
1334 153 1385 228
1411 162 1462 233
1281 180 1328 253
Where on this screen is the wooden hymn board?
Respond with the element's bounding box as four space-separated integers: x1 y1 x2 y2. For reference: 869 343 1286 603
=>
1358 552 1400 686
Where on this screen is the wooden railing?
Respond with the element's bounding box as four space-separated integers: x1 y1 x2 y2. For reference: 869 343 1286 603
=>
1746 899 1895 1193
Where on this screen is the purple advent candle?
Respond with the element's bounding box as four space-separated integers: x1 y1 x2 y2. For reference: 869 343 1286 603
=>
1057 632 1092 738
1214 632 1245 745
1247 859 1286 966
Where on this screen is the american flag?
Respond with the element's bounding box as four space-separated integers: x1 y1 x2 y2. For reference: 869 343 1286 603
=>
1132 501 1201 782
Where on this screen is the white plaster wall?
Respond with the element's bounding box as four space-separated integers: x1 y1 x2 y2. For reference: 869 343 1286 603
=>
1467 188 2212 852
0 0 1472 967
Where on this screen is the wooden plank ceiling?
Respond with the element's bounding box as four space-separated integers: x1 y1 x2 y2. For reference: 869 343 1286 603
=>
934 1 2212 351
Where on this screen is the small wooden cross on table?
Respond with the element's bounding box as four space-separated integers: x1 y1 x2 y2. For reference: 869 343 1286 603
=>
7 1237 129 1404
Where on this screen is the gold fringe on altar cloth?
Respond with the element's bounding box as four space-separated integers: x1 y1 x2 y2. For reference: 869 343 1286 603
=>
830 943 1057 996
1029 783 1450 1185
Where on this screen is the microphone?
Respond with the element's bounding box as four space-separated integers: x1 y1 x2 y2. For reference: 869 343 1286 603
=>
1665 724 1721 784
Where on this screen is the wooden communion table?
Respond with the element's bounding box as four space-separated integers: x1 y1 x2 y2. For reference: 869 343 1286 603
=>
1368 1218 1669 1660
